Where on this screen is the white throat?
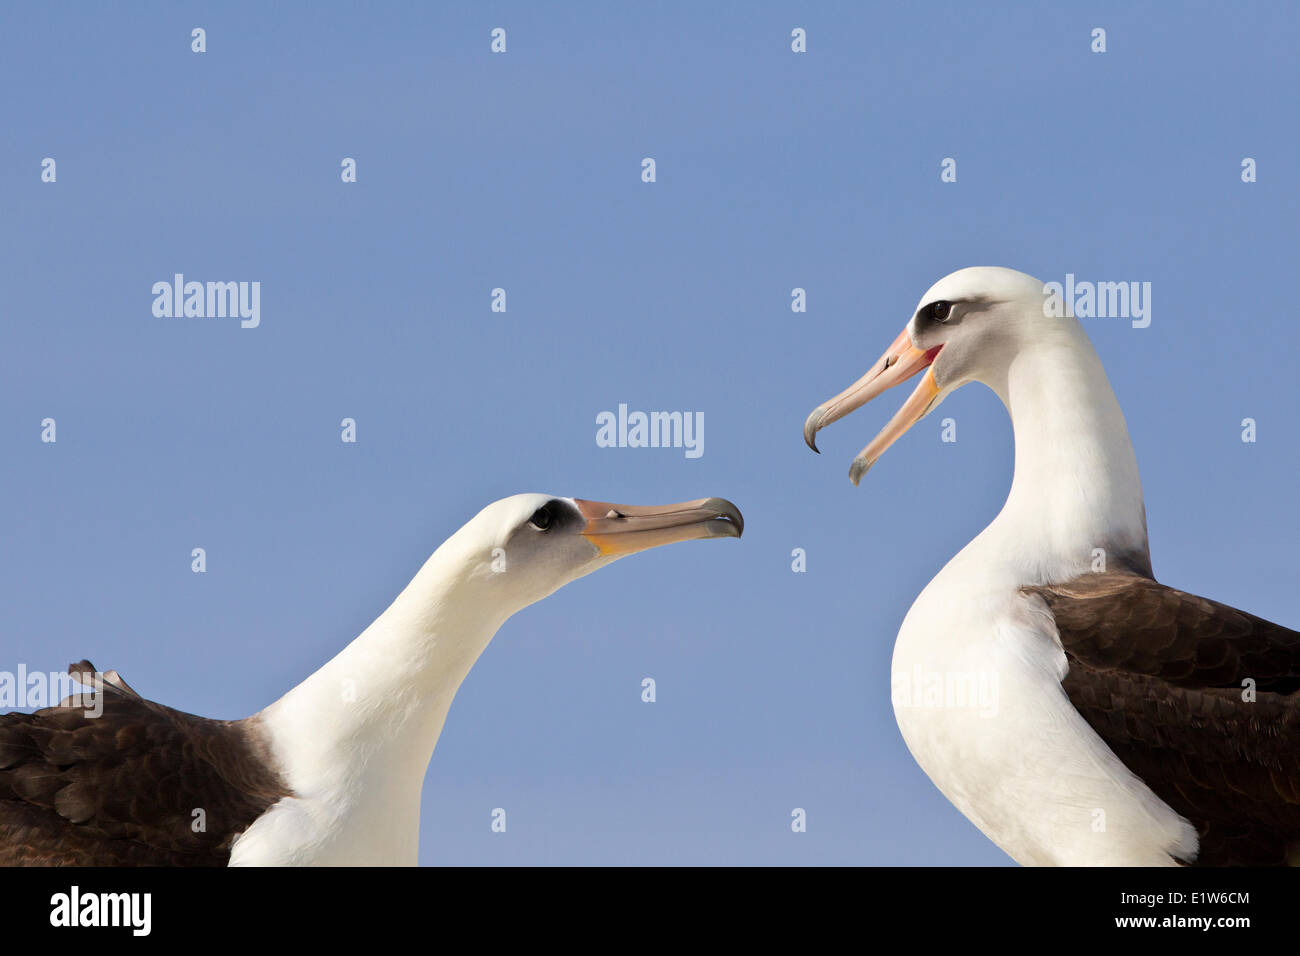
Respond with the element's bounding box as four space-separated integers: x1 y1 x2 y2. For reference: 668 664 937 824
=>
966 316 1150 586
231 540 511 866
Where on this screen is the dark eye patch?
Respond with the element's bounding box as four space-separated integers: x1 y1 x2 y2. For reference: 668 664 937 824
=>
923 300 953 322
529 504 555 530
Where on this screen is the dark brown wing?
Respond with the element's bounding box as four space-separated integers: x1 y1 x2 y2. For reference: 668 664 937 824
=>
1024 573 1300 866
0 661 289 866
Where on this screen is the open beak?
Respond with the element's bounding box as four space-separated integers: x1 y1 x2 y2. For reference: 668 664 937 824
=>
575 497 744 556
802 327 943 485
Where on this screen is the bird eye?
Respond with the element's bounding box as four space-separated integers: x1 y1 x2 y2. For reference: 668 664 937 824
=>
929 300 953 322
528 505 555 531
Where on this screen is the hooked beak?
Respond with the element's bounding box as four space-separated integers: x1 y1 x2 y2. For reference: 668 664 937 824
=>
575 497 744 556
803 327 943 485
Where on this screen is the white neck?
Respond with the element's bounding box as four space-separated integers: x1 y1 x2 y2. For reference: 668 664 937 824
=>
254 538 509 853
964 318 1150 585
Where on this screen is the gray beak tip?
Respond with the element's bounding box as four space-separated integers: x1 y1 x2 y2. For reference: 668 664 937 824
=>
848 457 872 486
703 497 745 539
802 409 824 453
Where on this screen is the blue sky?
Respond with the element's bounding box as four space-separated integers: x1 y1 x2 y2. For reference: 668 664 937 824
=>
2 2 1297 864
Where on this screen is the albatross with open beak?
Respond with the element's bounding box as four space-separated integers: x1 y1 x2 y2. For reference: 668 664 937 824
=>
804 266 1300 866
0 493 743 866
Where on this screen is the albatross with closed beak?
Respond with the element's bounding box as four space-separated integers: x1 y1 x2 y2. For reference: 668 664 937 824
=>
0 493 743 865
804 266 1300 866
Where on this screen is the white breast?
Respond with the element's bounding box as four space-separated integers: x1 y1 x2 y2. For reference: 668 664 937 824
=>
229 789 422 866
890 559 1199 866
228 666 445 867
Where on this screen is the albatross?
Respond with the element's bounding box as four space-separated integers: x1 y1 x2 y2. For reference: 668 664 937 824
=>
803 266 1300 866
0 493 743 865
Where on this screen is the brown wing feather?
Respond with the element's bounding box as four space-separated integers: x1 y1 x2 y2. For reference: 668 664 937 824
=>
1024 573 1300 866
0 661 289 866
